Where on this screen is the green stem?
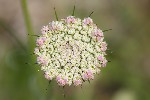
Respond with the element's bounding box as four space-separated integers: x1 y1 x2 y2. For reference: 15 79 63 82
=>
21 1 55 100
21 0 34 52
0 19 26 50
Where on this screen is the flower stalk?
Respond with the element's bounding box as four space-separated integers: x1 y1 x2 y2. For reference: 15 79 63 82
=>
21 0 35 52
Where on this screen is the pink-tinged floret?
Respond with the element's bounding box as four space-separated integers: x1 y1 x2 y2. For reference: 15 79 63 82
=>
98 55 104 61
100 42 107 52
102 59 107 67
41 25 49 34
86 69 94 80
34 48 39 54
56 76 61 81
97 30 103 37
49 21 63 31
37 56 43 64
50 21 57 30
83 73 89 80
36 37 46 46
83 69 94 80
98 55 107 67
96 36 103 42
92 29 104 42
44 72 52 80
83 17 93 25
93 29 103 37
66 16 76 24
74 79 82 86
37 56 48 66
56 76 68 86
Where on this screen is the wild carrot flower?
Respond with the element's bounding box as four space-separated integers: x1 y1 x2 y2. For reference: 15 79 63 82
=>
34 16 108 86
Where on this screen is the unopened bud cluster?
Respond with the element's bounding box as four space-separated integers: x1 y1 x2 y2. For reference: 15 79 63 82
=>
34 16 108 86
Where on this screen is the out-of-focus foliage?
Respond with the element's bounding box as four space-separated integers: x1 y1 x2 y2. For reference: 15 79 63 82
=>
0 0 150 100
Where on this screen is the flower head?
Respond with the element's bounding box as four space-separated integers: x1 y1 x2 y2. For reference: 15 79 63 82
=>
34 16 108 86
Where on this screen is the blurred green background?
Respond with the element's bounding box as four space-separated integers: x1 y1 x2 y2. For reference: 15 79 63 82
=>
0 0 150 100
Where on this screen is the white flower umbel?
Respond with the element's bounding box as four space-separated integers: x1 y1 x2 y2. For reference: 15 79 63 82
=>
34 16 108 86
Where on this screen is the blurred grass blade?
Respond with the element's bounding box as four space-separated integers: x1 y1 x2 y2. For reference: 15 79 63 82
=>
0 19 26 50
